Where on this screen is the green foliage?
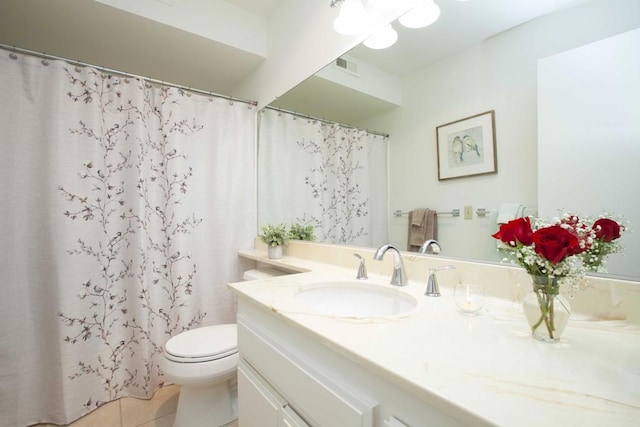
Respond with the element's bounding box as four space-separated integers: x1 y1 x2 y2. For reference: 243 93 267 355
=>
260 223 289 247
289 223 315 241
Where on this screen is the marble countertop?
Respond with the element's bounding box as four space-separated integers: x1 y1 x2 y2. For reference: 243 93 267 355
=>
230 251 640 426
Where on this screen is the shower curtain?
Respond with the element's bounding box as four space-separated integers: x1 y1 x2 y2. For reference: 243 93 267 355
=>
0 51 256 426
258 108 388 247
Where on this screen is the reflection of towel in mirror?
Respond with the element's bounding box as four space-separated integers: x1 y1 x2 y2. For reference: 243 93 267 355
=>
408 208 437 252
496 203 525 225
411 208 426 226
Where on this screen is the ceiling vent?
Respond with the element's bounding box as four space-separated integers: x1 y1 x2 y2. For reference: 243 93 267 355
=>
334 57 359 76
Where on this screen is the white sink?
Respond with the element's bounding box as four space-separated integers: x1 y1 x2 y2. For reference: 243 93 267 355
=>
293 281 417 318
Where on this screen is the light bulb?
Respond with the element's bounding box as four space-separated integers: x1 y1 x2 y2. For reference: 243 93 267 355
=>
333 0 370 35
363 24 398 49
398 0 441 29
367 0 394 12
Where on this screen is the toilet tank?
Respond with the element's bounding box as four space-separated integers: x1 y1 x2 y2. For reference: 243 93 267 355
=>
243 267 287 281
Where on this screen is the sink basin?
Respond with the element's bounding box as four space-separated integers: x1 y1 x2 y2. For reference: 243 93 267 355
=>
293 281 417 318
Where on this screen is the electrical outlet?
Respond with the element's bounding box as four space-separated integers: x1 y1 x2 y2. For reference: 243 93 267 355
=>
464 205 473 220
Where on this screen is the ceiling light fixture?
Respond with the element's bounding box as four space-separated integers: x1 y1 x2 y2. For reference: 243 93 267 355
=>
366 0 395 12
363 24 398 49
333 0 371 36
331 0 445 49
398 0 440 29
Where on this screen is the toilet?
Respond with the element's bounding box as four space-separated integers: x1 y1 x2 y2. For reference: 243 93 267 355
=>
162 267 286 427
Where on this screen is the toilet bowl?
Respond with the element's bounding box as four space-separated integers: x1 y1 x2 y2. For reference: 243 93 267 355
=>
162 324 238 427
162 267 286 427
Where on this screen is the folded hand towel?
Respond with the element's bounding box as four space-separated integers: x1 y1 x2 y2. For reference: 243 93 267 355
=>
411 208 427 226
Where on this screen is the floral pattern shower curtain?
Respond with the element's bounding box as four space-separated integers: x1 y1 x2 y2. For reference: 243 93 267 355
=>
0 51 256 426
258 108 388 247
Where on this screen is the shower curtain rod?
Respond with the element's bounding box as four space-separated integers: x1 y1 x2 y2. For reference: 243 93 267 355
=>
264 105 390 139
1 43 389 137
0 43 258 106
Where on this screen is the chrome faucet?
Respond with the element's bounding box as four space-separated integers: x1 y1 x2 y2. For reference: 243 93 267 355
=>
373 244 408 287
419 239 441 255
425 265 456 297
353 254 368 280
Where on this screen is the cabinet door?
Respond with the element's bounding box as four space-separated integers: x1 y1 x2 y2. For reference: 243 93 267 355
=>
280 404 311 427
239 319 376 426
238 360 284 427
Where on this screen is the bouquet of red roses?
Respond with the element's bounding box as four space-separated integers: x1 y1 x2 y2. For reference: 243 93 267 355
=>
492 213 624 277
492 213 624 341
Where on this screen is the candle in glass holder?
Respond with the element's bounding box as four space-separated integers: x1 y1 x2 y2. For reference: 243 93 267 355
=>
454 284 484 315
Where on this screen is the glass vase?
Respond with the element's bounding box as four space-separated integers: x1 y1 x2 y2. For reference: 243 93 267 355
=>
522 275 571 342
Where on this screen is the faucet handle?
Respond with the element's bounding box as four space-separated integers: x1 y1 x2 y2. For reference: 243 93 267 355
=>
425 265 456 297
429 265 456 275
353 254 368 280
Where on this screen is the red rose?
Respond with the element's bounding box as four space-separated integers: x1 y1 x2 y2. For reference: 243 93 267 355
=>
533 225 580 264
592 218 621 242
492 217 533 246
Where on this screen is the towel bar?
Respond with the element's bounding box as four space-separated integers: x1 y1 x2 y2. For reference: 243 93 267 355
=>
476 208 490 217
394 209 460 218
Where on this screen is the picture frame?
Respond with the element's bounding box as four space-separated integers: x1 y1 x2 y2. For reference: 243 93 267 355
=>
436 110 497 180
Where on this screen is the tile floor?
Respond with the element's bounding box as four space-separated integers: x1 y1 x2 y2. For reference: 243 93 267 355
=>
30 385 239 427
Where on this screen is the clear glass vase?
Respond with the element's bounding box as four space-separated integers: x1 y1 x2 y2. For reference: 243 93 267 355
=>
522 275 571 342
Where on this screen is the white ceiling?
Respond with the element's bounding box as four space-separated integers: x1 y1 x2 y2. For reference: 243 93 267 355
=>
349 0 586 77
1 0 585 124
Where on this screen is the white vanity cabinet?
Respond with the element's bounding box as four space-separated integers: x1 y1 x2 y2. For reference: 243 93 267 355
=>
238 359 310 427
235 298 468 427
237 307 377 426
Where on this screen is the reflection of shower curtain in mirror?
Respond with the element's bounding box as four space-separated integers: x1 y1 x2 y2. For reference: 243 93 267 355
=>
0 51 256 425
258 108 388 247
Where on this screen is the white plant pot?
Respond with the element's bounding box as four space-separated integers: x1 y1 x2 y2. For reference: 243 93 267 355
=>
268 245 283 259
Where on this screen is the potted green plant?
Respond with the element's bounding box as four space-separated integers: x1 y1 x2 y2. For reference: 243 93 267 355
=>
289 223 315 241
260 223 289 259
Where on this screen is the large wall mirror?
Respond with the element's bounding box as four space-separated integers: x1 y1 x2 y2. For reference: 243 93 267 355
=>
259 0 640 282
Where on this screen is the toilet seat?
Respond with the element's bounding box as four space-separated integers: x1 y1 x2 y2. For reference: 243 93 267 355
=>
165 324 237 363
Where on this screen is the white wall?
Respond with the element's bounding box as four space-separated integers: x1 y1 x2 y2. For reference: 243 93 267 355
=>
539 28 640 278
357 0 640 262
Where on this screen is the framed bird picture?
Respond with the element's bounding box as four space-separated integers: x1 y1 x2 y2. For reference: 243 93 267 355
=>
436 110 497 180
